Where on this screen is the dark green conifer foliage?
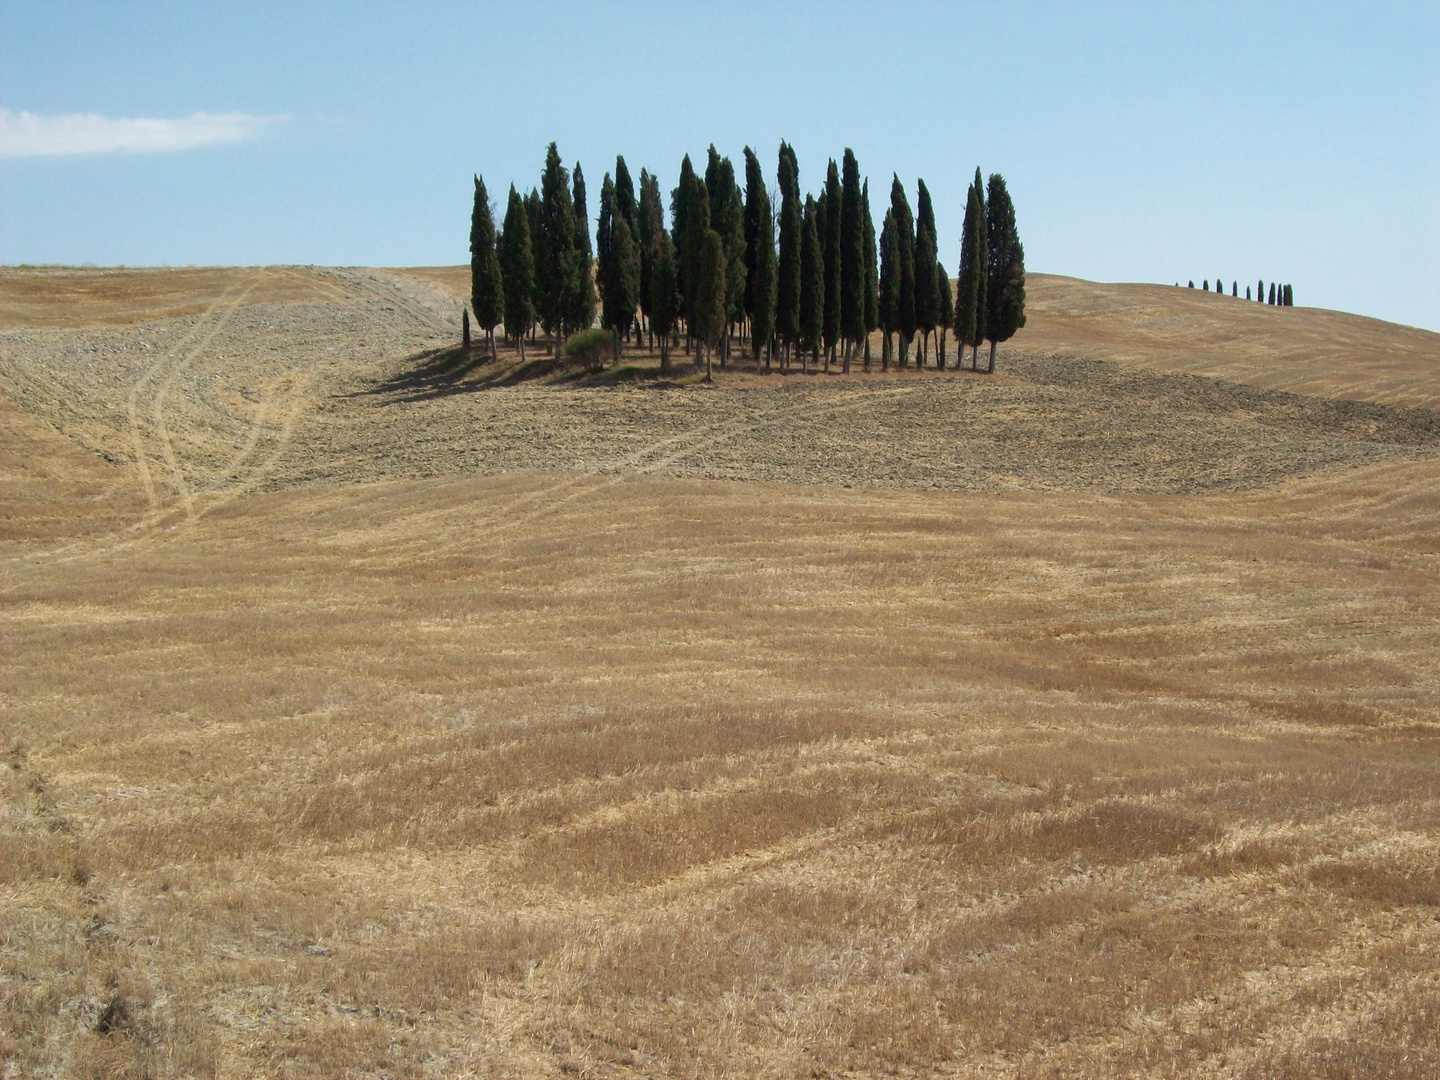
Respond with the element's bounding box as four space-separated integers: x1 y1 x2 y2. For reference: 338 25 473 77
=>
469 173 503 359
878 209 898 370
1284 283 1293 306
1257 279 1263 301
775 143 802 366
637 170 664 348
683 177 711 354
799 195 823 375
862 180 878 369
499 185 535 360
695 228 727 379
742 147 777 368
889 175 916 367
913 179 938 366
671 154 696 328
1204 280 1210 291
822 158 842 367
1188 281 1194 288
955 171 988 369
614 156 637 237
983 173 1026 373
705 149 745 362
596 173 614 274
568 163 597 332
649 227 680 370
1233 281 1238 297
936 260 953 370
538 144 578 347
839 149 865 372
1246 285 1252 299
610 217 640 358
1269 282 1276 304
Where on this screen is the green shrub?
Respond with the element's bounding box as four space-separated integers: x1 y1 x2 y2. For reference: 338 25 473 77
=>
563 328 616 371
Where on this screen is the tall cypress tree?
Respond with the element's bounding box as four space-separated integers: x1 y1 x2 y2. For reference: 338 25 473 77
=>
775 142 802 368
611 216 640 359
1284 283 1293 306
862 179 879 370
614 156 638 238
649 226 679 370
672 154 696 334
955 171 987 370
878 208 898 371
822 158 842 369
889 175 916 367
705 148 745 363
499 184 535 361
743 147 777 368
983 173 1026 373
684 177 711 358
935 260 953 371
800 195 823 375
538 144 578 350
913 179 939 367
597 173 626 346
568 162 597 333
839 149 865 373
470 173 503 360
1268 282 1276 304
637 169 664 350
695 227 727 379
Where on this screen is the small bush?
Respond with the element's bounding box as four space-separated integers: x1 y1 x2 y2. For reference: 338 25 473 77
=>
564 328 616 371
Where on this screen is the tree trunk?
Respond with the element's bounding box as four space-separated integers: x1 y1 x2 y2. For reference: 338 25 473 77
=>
988 339 996 374
863 333 871 371
490 329 498 362
705 344 713 381
842 339 852 375
518 335 526 362
882 331 891 371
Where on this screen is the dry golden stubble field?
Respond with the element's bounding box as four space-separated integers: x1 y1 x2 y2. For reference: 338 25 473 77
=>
3 266 1440 1079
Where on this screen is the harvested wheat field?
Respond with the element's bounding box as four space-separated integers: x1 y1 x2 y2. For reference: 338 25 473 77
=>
3 265 1440 1078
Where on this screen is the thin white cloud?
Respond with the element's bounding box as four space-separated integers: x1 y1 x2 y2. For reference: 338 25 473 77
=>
0 108 285 159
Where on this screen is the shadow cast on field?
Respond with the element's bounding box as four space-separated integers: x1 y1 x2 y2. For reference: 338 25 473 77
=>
358 343 707 404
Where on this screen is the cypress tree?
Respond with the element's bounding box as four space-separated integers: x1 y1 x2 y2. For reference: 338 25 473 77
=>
1285 283 1293 306
637 170 664 350
983 173 1026 373
684 177 711 359
889 175 916 367
1204 280 1210 291
936 260 953 371
1217 278 1224 294
913 179 939 367
568 162 597 333
822 158 842 369
1269 281 1276 305
614 156 638 238
743 147 777 369
1232 281 1238 297
596 172 615 322
470 173 503 360
695 227 727 380
538 143 578 350
705 146 745 364
1246 286 1252 300
611 216 640 359
1188 281 1194 288
955 171 988 370
800 195 823 375
878 208 898 371
649 227 679 371
672 154 696 334
862 179 878 370
499 184 535 361
839 148 865 373
1257 279 1264 302
775 142 802 368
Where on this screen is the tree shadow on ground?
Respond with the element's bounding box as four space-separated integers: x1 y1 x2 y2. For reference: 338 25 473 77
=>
356 343 706 404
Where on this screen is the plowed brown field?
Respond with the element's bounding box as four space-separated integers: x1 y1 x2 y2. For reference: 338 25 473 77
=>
3 266 1439 1079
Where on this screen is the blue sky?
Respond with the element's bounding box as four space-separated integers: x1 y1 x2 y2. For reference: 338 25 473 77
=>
2 1 1437 330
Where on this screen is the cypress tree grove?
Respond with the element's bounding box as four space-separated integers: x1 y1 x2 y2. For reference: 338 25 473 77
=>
743 147 777 369
469 173 503 360
955 170 988 371
800 195 823 375
1284 283 1293 306
538 143 578 351
775 143 802 368
839 148 865 373
649 227 680 371
878 208 898 371
913 179 938 367
862 180 878 370
936 260 953 371
695 227 727 380
568 162 597 333
889 175 917 368
983 173 1026 373
500 184 535 361
637 169 664 350
822 158 842 369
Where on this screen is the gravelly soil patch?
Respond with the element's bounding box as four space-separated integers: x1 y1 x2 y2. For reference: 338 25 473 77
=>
2 268 1436 500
